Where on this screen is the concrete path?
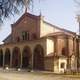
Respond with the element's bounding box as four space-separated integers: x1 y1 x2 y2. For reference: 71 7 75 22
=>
0 70 79 80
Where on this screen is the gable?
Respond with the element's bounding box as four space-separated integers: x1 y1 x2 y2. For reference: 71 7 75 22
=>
12 12 39 28
11 12 41 42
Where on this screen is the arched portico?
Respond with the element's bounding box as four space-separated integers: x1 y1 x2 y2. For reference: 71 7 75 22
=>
33 44 44 70
12 47 21 68
4 48 10 67
0 49 3 67
22 46 31 68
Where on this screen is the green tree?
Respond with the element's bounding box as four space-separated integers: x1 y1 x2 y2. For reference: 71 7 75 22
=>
0 0 33 23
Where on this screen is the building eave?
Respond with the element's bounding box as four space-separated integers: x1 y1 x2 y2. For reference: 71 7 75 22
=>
43 21 76 35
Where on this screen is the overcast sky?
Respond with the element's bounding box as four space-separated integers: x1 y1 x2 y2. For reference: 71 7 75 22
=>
0 0 79 43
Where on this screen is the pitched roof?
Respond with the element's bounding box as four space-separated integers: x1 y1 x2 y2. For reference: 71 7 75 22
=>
11 12 76 36
11 12 40 27
43 21 76 35
44 32 76 38
3 34 11 42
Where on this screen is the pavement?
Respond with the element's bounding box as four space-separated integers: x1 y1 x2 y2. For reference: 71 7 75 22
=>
0 69 79 80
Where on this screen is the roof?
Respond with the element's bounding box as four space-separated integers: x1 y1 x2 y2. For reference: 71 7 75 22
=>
44 32 76 38
3 12 78 43
43 21 76 35
3 34 11 42
11 12 76 35
11 12 40 27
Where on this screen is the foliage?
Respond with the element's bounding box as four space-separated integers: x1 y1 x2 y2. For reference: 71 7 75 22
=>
0 0 33 23
74 0 80 5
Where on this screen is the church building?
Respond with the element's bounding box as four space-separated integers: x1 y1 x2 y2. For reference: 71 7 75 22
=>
0 12 80 73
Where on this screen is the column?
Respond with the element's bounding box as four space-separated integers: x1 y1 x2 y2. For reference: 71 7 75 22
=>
3 52 5 68
66 36 70 69
65 36 69 56
10 51 12 68
20 52 22 69
54 37 58 56
31 51 34 70
76 38 79 71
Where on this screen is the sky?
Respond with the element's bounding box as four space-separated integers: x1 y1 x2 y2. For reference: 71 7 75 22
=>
0 0 79 44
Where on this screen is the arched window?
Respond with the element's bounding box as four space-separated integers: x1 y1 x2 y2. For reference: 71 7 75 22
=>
22 31 29 40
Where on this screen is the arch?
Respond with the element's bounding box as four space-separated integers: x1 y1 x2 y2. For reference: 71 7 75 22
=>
0 49 3 67
4 48 10 67
22 46 31 68
33 44 44 70
12 47 21 68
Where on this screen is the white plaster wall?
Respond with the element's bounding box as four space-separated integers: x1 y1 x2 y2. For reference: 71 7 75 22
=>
40 21 61 37
71 55 77 71
59 58 67 73
46 39 54 55
54 59 59 73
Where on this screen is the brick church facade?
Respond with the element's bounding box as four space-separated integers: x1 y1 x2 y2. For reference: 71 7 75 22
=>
0 12 80 73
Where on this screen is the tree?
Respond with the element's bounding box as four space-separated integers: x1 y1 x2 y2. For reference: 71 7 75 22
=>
0 0 33 23
74 0 80 5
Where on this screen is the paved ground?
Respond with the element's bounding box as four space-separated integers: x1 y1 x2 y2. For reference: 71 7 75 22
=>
0 70 80 80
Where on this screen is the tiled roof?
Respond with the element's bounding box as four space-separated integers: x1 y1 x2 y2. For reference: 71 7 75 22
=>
44 32 76 38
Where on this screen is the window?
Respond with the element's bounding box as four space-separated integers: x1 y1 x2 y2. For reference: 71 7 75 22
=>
61 63 65 68
22 31 29 40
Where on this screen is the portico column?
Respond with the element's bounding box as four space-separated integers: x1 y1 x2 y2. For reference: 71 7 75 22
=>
31 50 34 70
66 36 70 69
20 52 22 69
10 50 12 68
54 37 58 56
76 38 79 71
3 52 5 68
